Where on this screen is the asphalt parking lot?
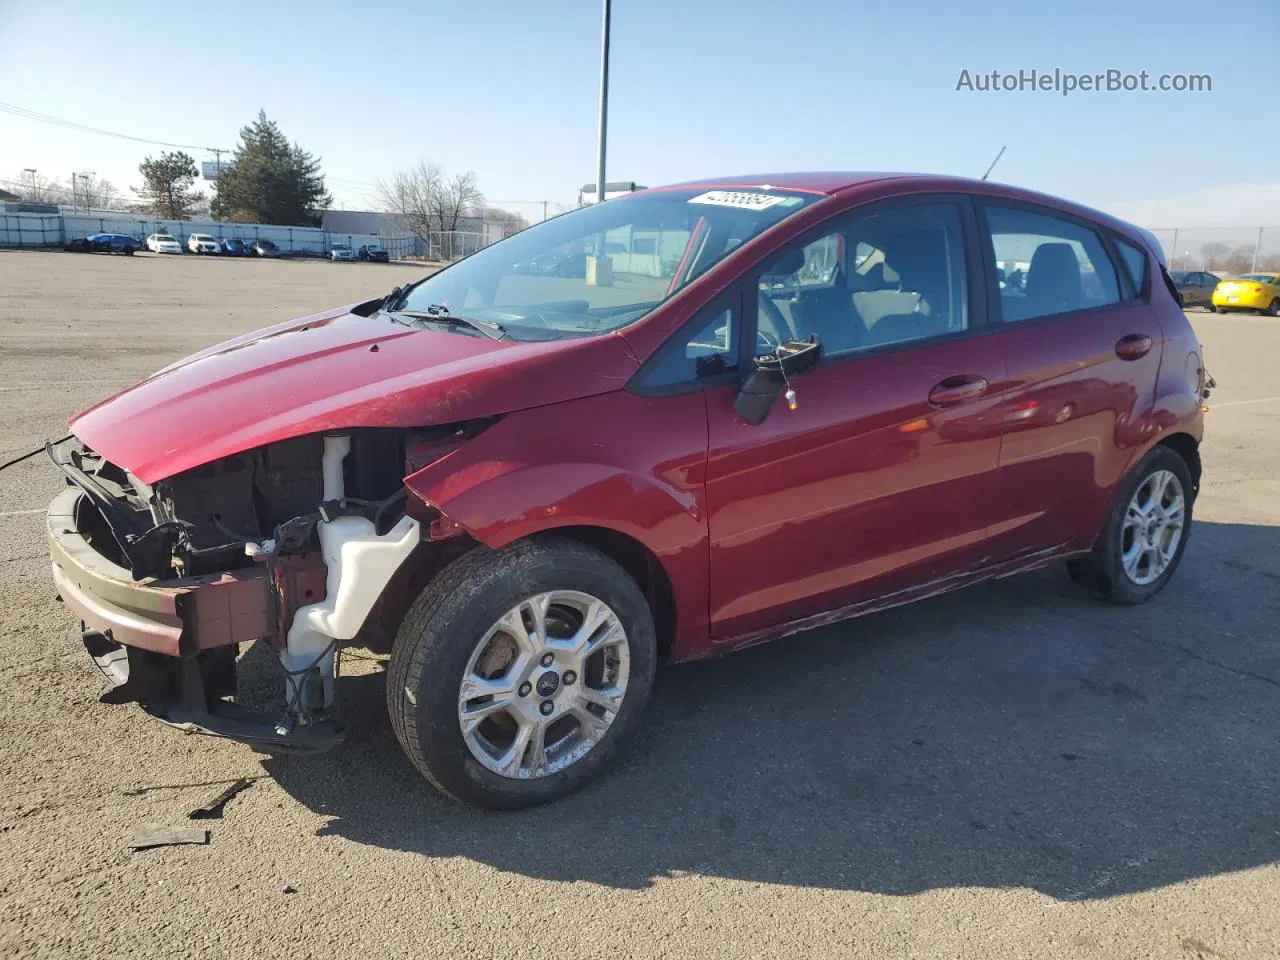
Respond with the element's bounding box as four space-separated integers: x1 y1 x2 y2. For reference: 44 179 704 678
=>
1 249 1278 960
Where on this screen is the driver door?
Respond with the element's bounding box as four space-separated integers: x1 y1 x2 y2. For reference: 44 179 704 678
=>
703 197 1007 641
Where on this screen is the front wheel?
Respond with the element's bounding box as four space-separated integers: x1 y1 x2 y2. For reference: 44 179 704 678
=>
1267 298 1280 317
1067 446 1194 604
388 538 657 809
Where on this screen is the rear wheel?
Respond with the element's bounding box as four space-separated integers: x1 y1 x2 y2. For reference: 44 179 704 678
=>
388 538 657 809
1267 298 1280 317
1067 446 1194 604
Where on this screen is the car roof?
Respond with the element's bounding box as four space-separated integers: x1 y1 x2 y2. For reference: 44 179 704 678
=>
642 172 1147 243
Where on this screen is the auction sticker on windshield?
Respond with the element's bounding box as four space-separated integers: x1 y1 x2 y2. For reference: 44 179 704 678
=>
688 190 798 210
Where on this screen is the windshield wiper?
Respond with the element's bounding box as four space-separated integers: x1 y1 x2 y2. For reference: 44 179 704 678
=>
387 306 506 341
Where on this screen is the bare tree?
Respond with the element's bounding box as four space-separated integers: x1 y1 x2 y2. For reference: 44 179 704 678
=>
375 160 444 244
1200 242 1231 271
482 206 530 238
73 173 120 211
437 172 484 232
1223 245 1257 276
9 169 67 204
376 161 484 259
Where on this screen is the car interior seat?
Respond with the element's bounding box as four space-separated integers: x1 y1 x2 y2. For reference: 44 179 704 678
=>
1023 242 1085 318
864 229 956 347
791 265 864 355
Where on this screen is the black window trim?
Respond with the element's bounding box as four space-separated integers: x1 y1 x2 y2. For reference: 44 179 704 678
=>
974 197 1136 327
738 192 993 370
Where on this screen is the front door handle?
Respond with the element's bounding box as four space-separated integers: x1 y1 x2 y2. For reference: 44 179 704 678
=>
1116 333 1153 361
928 374 989 406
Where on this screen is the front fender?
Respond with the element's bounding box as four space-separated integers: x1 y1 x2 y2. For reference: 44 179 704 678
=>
402 390 713 659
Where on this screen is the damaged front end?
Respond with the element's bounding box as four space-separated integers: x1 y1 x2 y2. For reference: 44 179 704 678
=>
46 426 468 754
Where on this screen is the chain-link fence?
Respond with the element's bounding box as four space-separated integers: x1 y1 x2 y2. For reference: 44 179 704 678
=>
1146 226 1279 274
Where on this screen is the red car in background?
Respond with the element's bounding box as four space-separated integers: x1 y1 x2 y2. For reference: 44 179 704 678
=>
46 173 1208 808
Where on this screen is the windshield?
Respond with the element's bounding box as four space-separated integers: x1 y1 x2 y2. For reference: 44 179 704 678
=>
156 235 176 241
333 244 351 251
396 187 823 340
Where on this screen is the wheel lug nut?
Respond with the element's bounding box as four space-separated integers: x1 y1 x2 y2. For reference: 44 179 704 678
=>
539 700 554 716
562 670 577 685
540 653 554 667
518 681 532 697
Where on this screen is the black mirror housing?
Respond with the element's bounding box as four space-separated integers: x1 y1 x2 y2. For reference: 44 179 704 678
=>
734 336 824 425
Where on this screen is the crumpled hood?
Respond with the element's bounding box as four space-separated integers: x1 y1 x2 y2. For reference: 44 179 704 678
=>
70 304 639 483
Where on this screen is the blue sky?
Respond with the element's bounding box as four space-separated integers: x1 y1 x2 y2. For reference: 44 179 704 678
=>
1 0 1276 226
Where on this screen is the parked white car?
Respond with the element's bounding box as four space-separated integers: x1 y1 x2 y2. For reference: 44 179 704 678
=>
146 233 183 255
188 233 220 255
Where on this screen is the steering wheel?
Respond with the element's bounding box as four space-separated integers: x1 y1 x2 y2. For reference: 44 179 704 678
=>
756 292 793 351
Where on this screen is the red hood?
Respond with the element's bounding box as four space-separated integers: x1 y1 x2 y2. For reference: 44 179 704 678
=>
71 304 639 483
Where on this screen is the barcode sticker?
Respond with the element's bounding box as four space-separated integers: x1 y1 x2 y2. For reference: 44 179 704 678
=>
688 190 792 211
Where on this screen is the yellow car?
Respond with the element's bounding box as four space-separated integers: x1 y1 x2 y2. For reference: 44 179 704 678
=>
1212 273 1280 315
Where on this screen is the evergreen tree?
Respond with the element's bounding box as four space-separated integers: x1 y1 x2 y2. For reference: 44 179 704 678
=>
211 111 331 226
136 151 200 219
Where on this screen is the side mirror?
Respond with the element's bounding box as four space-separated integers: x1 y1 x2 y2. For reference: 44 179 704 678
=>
734 336 824 425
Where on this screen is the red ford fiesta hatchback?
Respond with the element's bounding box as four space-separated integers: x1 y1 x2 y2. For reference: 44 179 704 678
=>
47 173 1208 808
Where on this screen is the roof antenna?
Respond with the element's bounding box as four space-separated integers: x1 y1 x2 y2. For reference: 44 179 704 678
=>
977 146 1008 181
981 146 1007 182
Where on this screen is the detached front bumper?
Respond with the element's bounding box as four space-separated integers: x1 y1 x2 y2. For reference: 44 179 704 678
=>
48 487 341 753
48 486 326 657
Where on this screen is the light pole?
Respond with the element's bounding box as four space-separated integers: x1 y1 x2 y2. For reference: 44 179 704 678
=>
22 168 36 199
595 0 611 203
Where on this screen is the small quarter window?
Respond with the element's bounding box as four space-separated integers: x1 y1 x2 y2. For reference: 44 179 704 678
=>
1114 238 1148 297
639 306 738 388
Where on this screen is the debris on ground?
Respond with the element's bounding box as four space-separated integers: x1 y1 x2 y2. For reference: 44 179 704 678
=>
281 885 297 894
188 778 254 820
130 823 210 850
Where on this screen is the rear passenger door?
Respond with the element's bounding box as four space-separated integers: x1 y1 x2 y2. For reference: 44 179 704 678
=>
977 201 1163 560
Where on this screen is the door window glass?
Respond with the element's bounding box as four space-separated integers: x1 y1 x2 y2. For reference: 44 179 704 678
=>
756 203 969 357
985 206 1121 321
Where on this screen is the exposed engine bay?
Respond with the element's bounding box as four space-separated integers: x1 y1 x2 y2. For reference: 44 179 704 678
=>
46 422 485 750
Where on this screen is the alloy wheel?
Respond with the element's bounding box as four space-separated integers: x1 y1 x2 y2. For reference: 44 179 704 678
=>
1120 469 1186 585
457 591 630 779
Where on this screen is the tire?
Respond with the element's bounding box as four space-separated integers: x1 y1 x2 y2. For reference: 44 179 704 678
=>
1205 303 1218 313
388 537 657 809
122 246 134 256
1268 298 1280 317
1067 445 1194 604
